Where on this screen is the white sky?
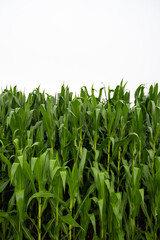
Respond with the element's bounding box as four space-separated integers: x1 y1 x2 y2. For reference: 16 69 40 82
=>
0 0 160 103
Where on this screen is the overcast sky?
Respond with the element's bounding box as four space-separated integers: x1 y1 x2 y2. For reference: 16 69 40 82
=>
0 0 160 103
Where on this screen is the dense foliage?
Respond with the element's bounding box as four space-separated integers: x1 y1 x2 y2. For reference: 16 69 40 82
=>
0 81 160 239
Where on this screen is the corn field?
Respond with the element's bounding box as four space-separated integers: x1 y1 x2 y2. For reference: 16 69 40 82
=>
0 81 160 239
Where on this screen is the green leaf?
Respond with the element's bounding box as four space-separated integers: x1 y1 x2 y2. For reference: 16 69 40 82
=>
11 162 19 184
61 214 84 230
15 189 24 221
22 225 35 240
98 198 103 221
113 100 122 130
97 172 105 198
27 191 67 208
139 188 144 202
19 156 36 193
145 232 153 240
88 213 96 235
13 138 19 153
133 167 141 186
0 153 12 177
32 156 43 190
93 236 100 240
78 148 87 182
95 108 100 123
75 183 96 220
117 229 124 240
31 157 37 172
146 149 154 160
60 170 67 192
0 179 9 192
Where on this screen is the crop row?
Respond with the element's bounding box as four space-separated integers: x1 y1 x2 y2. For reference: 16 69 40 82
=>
0 81 160 239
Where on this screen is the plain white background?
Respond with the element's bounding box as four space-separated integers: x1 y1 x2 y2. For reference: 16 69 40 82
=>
0 0 160 104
